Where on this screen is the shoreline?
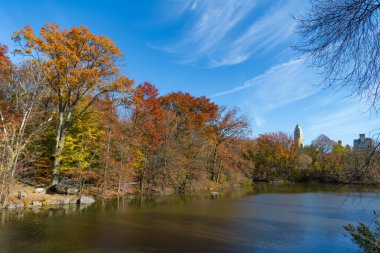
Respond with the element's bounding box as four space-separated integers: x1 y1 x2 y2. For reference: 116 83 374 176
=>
2 179 378 211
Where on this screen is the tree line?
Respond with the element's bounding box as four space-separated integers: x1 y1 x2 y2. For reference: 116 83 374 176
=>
0 24 254 205
243 132 380 184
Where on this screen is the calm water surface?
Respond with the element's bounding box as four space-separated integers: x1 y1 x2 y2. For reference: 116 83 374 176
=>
0 183 379 253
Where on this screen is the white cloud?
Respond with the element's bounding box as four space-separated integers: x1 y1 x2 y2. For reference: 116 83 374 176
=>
210 1 300 67
212 58 321 110
154 0 306 67
211 56 322 138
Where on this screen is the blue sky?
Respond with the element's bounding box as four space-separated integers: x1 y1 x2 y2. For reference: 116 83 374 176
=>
1 0 379 145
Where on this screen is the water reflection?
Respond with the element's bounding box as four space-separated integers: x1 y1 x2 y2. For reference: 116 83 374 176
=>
0 183 379 253
1 203 94 224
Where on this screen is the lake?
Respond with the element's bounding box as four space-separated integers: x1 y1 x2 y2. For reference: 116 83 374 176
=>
0 183 378 253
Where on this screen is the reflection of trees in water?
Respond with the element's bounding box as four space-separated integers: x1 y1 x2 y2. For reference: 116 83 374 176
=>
0 203 94 225
0 210 48 252
0 183 376 225
0 184 378 253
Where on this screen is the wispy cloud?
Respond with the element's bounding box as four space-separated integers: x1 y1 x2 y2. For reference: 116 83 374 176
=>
209 1 302 67
154 0 306 67
209 57 322 138
155 0 257 65
208 53 380 144
212 57 321 110
212 58 305 98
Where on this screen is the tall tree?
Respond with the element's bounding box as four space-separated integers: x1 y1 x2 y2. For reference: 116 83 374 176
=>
126 82 165 193
12 23 134 187
209 106 250 182
160 92 219 192
0 61 50 204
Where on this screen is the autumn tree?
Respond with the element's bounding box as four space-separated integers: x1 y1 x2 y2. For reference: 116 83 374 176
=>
12 23 133 188
0 60 51 205
310 134 335 171
160 92 218 192
0 43 11 79
160 92 218 136
125 82 165 193
254 132 298 180
209 106 250 183
59 99 105 186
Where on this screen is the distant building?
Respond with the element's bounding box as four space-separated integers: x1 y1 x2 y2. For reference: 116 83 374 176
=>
294 123 304 148
353 134 375 151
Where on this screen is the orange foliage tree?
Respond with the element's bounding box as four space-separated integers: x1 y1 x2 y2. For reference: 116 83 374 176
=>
160 92 218 135
12 23 134 187
0 43 11 80
209 106 250 183
160 92 219 192
125 82 166 192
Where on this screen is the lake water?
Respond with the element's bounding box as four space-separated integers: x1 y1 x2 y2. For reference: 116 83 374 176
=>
0 183 379 253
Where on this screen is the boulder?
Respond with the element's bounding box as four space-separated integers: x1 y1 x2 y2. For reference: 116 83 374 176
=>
79 196 95 204
35 188 46 194
49 200 61 206
30 207 41 213
5 203 16 209
32 201 43 206
56 178 79 195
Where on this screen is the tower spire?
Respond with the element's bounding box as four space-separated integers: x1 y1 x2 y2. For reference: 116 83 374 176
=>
294 123 303 148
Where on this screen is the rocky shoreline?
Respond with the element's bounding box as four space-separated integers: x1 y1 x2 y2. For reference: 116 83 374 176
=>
3 195 95 210
2 184 96 210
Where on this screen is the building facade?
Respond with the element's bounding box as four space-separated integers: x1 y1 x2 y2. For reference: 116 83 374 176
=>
353 134 375 151
294 123 304 148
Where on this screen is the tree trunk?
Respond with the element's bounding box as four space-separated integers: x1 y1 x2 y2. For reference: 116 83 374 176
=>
211 144 218 181
103 127 112 195
52 109 71 187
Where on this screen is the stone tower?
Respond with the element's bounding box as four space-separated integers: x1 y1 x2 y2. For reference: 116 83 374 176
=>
294 123 304 148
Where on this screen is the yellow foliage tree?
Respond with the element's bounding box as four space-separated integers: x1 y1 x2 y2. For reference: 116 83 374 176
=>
59 106 105 174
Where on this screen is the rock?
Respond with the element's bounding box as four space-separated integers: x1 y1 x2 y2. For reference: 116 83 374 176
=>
35 188 46 194
79 196 95 204
210 191 220 195
32 201 42 206
69 198 79 205
16 202 24 208
59 199 70 205
30 207 41 213
5 203 16 209
67 188 79 195
56 178 79 195
49 200 61 206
